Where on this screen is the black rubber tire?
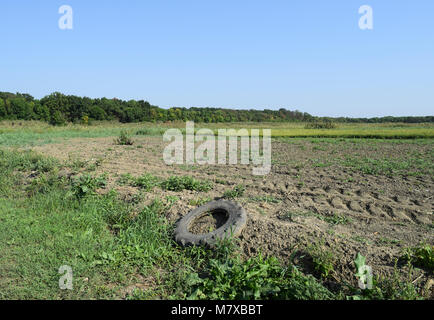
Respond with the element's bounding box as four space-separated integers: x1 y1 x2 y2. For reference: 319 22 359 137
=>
174 200 247 246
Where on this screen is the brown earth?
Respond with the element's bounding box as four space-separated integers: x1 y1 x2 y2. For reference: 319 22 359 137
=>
30 136 433 294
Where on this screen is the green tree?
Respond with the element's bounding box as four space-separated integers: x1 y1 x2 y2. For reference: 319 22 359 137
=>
49 110 67 126
10 98 33 120
33 102 50 121
0 98 6 118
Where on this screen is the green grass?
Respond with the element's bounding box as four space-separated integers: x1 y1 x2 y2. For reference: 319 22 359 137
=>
311 159 333 168
342 156 434 177
0 152 118 298
270 122 434 139
71 173 108 198
1 121 433 148
132 174 160 191
0 121 139 146
188 197 212 206
223 184 246 199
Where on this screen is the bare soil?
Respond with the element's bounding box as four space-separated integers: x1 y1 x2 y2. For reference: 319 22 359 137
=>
30 136 433 293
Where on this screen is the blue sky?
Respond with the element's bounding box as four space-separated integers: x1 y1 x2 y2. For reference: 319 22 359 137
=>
0 0 433 117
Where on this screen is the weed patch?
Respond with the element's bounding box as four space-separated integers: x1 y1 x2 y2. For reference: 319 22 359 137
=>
401 243 433 272
186 240 335 300
223 184 245 199
161 176 213 192
132 174 160 191
71 174 107 199
306 242 336 279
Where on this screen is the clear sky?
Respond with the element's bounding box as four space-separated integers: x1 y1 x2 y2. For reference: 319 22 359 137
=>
0 0 433 117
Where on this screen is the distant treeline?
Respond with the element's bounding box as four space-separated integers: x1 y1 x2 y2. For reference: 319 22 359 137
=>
0 91 432 125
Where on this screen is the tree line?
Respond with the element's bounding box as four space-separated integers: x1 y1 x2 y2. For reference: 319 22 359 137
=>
0 91 432 125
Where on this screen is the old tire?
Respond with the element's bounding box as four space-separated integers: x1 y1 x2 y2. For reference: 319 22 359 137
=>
174 200 247 246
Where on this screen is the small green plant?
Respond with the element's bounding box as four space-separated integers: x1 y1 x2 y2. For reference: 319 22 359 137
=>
117 173 134 185
161 176 213 192
257 208 266 215
322 213 350 225
223 184 245 199
165 195 180 205
401 243 433 272
133 174 160 191
71 174 107 198
114 130 134 145
377 238 400 246
352 236 370 245
189 197 212 206
306 243 335 279
215 178 229 185
311 159 332 168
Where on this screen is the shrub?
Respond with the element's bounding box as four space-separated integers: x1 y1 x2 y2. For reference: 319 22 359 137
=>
114 130 134 145
81 115 90 125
